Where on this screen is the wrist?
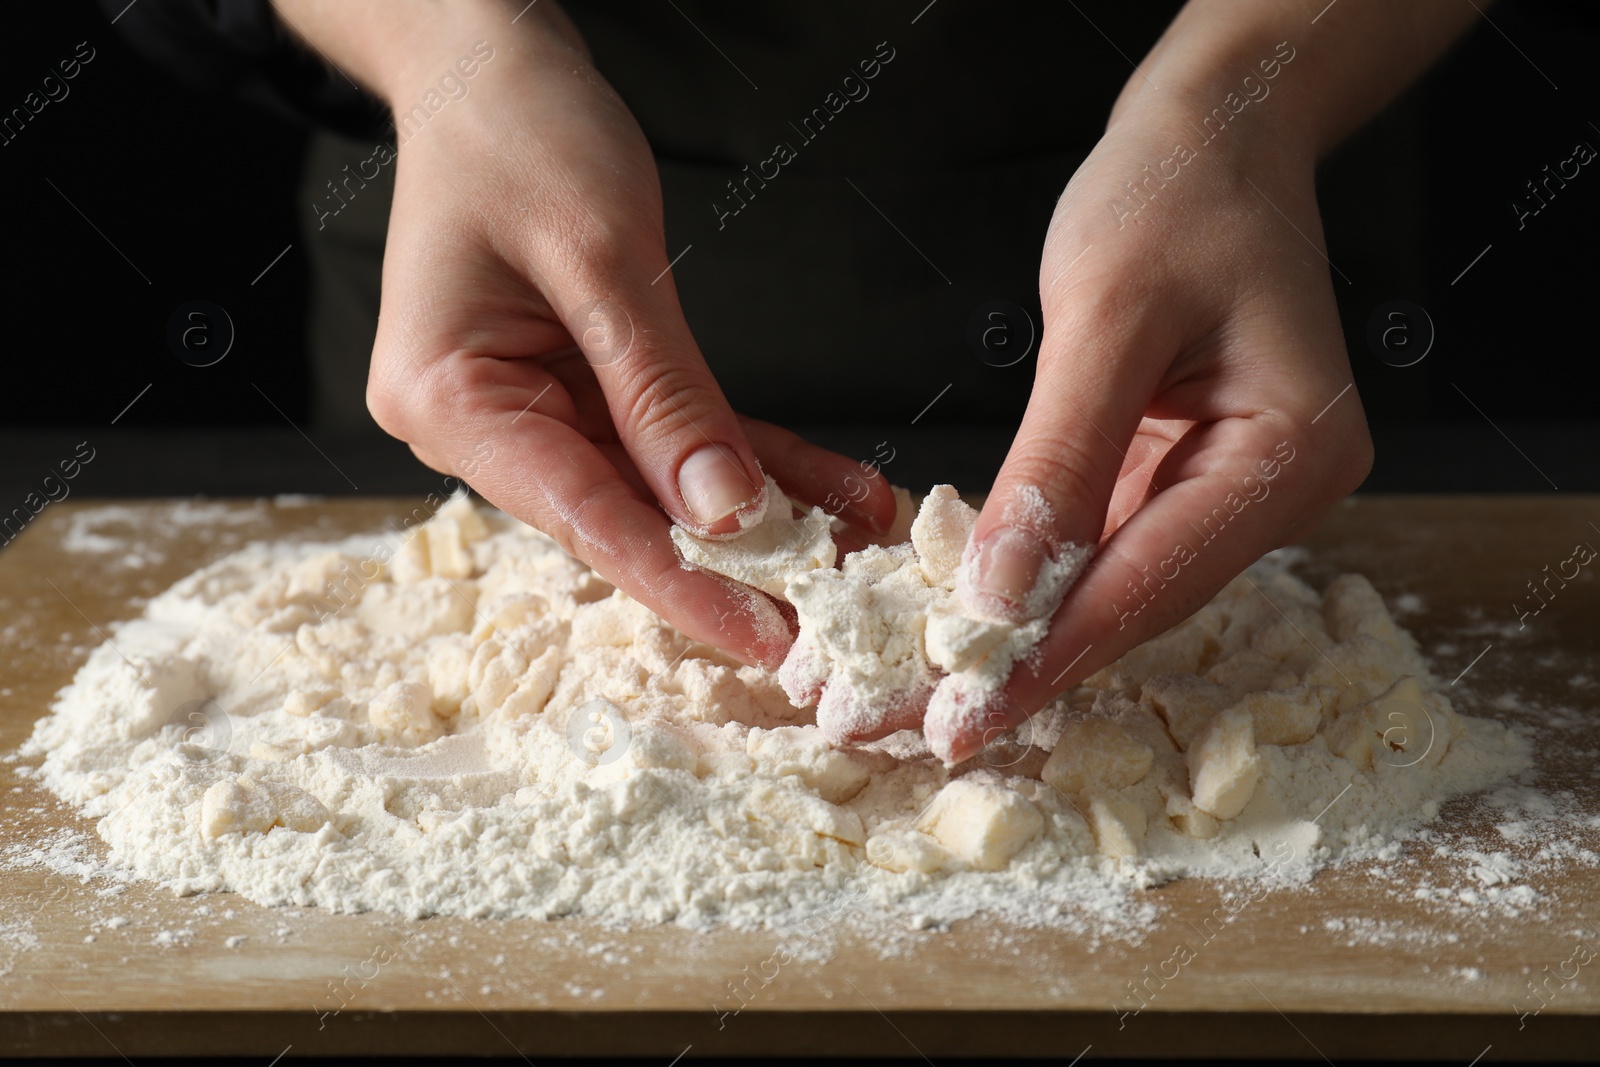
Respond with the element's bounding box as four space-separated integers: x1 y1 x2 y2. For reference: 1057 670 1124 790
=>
271 0 584 110
1107 29 1316 189
1108 0 1479 170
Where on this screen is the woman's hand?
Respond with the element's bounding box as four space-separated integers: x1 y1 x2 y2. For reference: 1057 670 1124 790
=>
925 108 1369 762
923 0 1479 764
274 0 897 668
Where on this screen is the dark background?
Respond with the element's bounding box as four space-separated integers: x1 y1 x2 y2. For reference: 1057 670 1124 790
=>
2 0 1597 502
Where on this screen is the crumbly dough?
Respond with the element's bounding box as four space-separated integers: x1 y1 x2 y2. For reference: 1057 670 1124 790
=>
669 476 834 596
684 483 1090 757
26 492 1529 926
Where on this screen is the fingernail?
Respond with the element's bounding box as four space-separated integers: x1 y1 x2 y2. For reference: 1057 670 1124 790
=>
964 526 1048 616
678 444 758 527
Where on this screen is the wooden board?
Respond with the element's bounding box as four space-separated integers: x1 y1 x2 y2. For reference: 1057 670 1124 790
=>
1 496 1597 1060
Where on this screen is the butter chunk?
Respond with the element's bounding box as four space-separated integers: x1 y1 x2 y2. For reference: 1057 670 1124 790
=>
1152 755 1221 839
1040 719 1154 796
865 829 949 874
670 477 835 597
623 721 699 772
1085 792 1147 860
1322 573 1403 645
923 609 1013 673
915 778 1043 871
1186 707 1262 820
1325 675 1452 770
747 781 865 846
909 485 978 589
747 726 888 803
435 491 490 542
1229 685 1332 747
201 776 329 838
425 517 475 578
1206 650 1300 703
1142 672 1233 750
367 681 444 746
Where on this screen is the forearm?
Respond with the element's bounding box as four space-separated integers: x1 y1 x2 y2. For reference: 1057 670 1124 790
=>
1112 0 1479 162
269 0 586 106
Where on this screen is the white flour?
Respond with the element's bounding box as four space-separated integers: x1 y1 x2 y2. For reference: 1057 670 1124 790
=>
23 491 1532 933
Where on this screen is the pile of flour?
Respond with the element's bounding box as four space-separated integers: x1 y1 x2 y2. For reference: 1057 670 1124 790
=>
25 491 1530 929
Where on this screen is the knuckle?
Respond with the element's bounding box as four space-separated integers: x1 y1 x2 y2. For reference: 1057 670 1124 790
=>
612 355 708 442
365 361 415 442
1004 429 1111 514
1044 268 1159 344
367 352 476 456
576 229 633 290
1331 428 1375 496
562 206 655 291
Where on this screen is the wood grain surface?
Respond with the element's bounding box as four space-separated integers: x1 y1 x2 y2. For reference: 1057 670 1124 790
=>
1 496 1596 1059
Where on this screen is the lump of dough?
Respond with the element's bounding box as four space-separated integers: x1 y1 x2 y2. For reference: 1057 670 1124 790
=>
670 476 835 596
426 494 493 579
200 776 330 837
284 688 339 717
1040 718 1154 797
425 517 475 578
1186 706 1262 820
915 777 1043 871
909 485 978 589
784 549 940 745
1164 788 1222 840
469 629 564 722
1151 753 1221 839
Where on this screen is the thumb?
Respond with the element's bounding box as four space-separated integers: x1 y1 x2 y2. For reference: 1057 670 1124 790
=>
557 253 768 540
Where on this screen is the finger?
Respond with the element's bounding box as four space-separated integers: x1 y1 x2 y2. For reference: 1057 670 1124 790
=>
486 412 793 668
737 417 900 534
958 284 1183 627
815 677 931 747
832 529 871 556
379 355 794 668
540 349 621 443
546 253 768 540
594 442 653 501
1102 421 1192 538
401 364 577 474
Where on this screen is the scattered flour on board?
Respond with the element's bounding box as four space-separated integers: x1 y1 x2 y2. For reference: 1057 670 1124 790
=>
60 500 276 569
13 489 1566 942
